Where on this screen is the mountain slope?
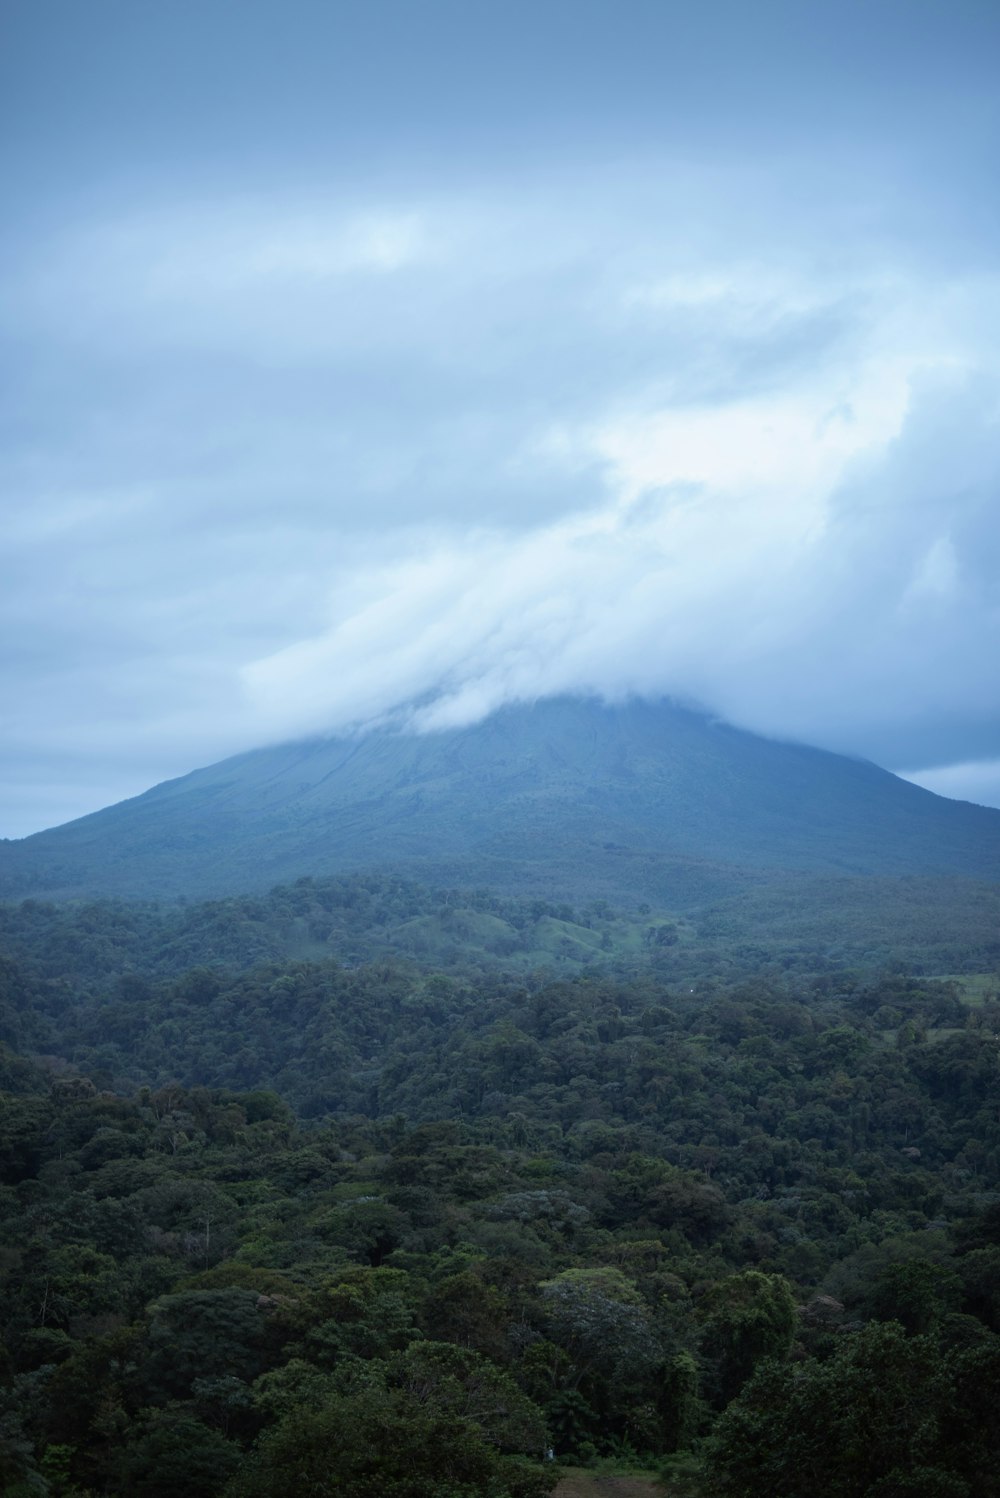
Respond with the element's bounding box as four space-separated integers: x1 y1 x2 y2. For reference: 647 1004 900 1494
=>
2 696 999 903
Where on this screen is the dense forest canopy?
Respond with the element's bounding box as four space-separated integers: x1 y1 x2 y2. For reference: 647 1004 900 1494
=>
1 872 999 1495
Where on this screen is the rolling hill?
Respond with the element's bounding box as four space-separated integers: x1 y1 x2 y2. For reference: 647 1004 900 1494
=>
2 695 999 907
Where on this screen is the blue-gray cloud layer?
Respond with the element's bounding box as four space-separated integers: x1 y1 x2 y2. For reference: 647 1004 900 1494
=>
2 0 999 835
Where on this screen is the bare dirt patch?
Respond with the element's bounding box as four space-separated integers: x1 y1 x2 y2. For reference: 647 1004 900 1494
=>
551 1470 662 1497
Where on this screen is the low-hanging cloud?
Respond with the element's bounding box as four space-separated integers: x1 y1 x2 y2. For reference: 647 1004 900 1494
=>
232 263 999 766
4 164 1000 834
241 346 1000 784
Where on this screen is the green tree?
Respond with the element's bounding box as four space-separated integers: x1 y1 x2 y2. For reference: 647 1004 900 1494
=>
539 1267 660 1386
115 1406 241 1498
697 1270 796 1405
707 1322 970 1498
227 1343 548 1498
866 1260 961 1335
142 1289 280 1400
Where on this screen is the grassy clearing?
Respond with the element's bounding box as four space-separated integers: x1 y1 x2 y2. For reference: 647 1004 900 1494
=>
368 905 687 974
934 973 999 1006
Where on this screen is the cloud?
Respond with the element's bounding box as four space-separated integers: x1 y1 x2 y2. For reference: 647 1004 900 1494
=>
4 166 1000 833
901 758 1000 809
241 344 1000 782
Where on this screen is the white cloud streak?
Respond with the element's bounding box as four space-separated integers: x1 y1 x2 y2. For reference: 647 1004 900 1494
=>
241 339 1000 775
902 758 1000 809
4 176 1000 831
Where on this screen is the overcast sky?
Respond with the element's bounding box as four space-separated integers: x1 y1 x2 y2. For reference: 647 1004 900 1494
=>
3 0 1000 837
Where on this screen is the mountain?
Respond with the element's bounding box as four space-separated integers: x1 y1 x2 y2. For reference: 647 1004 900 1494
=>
2 695 1000 905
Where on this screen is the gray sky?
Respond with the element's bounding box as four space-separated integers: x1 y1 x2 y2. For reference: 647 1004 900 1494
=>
3 0 1000 836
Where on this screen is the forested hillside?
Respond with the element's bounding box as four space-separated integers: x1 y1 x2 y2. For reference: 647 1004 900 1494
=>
2 873 999 1495
1 867 997 995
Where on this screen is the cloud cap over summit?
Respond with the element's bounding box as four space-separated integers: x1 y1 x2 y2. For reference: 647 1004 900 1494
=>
3 0 1000 834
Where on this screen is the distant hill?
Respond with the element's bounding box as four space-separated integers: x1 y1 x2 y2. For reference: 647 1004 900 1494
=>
1 696 999 905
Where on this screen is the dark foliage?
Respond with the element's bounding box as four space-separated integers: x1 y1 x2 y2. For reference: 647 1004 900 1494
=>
0 876 998 1494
